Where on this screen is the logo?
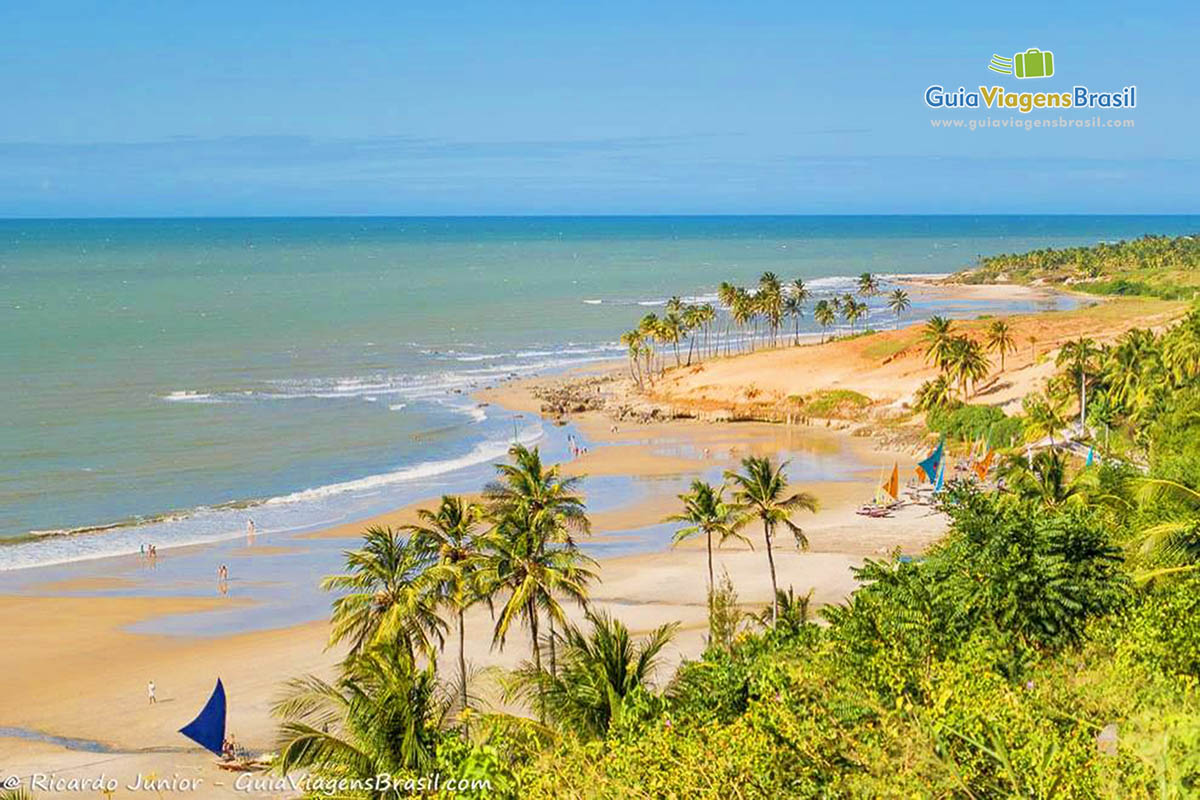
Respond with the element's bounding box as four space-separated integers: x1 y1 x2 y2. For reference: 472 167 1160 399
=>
989 48 1055 79
924 46 1135 114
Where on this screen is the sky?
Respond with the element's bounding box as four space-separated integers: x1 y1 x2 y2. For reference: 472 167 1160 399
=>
0 0 1197 216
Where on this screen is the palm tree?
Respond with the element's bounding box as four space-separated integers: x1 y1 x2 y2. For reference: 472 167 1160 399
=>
659 312 686 367
637 313 659 376
944 336 990 397
758 273 784 347
922 316 955 368
274 640 449 782
783 294 803 346
484 510 597 721
664 480 750 597
843 296 866 332
508 611 677 738
986 319 1016 372
484 444 592 677
857 272 880 298
886 289 910 329
814 299 836 343
682 304 705 365
999 449 1091 508
717 282 738 355
1057 336 1101 432
321 526 445 662
619 329 645 389
404 495 487 721
725 457 819 626
914 374 956 410
730 290 755 353
1129 479 1200 580
1022 391 1067 446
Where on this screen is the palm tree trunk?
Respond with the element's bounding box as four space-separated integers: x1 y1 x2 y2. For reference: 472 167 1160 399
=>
706 531 714 597
1079 371 1087 433
548 615 557 678
527 600 544 723
458 607 469 723
764 523 779 626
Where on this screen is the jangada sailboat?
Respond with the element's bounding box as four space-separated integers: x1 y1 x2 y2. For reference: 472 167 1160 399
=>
179 679 265 771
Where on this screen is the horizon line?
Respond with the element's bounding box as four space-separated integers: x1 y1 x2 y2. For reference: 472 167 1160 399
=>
3 212 1200 222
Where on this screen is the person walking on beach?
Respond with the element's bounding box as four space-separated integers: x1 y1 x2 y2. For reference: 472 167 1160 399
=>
147 680 156 705
246 519 255 539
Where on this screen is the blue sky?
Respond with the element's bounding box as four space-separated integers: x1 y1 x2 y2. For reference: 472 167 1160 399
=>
1 0 1196 216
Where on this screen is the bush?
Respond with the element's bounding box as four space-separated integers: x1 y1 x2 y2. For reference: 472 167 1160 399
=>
926 403 1022 447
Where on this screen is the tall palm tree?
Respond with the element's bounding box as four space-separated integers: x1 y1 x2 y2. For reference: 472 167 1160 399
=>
659 312 686 367
814 299 836 343
986 319 1016 372
484 444 595 695
484 510 597 721
886 288 910 329
507 611 677 738
843 296 866 332
682 304 705 365
717 282 738 355
788 279 810 346
725 457 819 626
404 495 487 721
273 640 449 783
321 526 445 662
923 316 955 368
619 329 645 389
944 336 990 397
783 294 803 346
664 480 750 597
1057 336 1101 432
730 290 755 353
637 313 659 376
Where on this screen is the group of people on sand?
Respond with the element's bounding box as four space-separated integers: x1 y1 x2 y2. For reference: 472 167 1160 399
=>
566 434 589 458
139 543 158 563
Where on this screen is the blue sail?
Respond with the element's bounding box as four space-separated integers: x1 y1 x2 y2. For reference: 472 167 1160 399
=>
917 438 944 484
934 459 946 492
179 679 226 756
1085 447 1095 467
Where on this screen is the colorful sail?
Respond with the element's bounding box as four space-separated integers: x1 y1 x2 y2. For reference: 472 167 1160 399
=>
883 462 899 500
179 679 226 756
934 458 946 492
973 450 995 481
917 438 944 484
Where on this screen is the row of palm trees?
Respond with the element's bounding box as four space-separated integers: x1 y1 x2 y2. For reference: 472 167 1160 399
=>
275 445 821 776
620 272 913 387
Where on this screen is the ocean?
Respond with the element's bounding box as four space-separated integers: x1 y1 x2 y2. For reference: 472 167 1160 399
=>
3 215 1198 570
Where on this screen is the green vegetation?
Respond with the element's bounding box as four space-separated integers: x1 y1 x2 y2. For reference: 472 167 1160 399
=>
961 234 1200 299
271 305 1200 797
926 402 1023 447
790 388 872 418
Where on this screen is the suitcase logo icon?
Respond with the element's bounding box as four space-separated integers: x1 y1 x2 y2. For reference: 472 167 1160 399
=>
988 48 1055 79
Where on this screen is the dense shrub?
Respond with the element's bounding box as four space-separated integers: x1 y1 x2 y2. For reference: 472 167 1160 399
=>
926 402 1022 447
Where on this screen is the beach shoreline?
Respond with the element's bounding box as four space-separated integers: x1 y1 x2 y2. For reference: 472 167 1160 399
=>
6 278 1176 797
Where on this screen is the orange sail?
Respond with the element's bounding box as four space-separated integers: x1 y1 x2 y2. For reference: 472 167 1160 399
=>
973 450 995 481
883 462 899 500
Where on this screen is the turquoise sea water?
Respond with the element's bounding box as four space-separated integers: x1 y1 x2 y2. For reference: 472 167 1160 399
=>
3 215 1198 569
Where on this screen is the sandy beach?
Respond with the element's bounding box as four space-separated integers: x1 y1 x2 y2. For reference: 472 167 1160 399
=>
5 282 1180 798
